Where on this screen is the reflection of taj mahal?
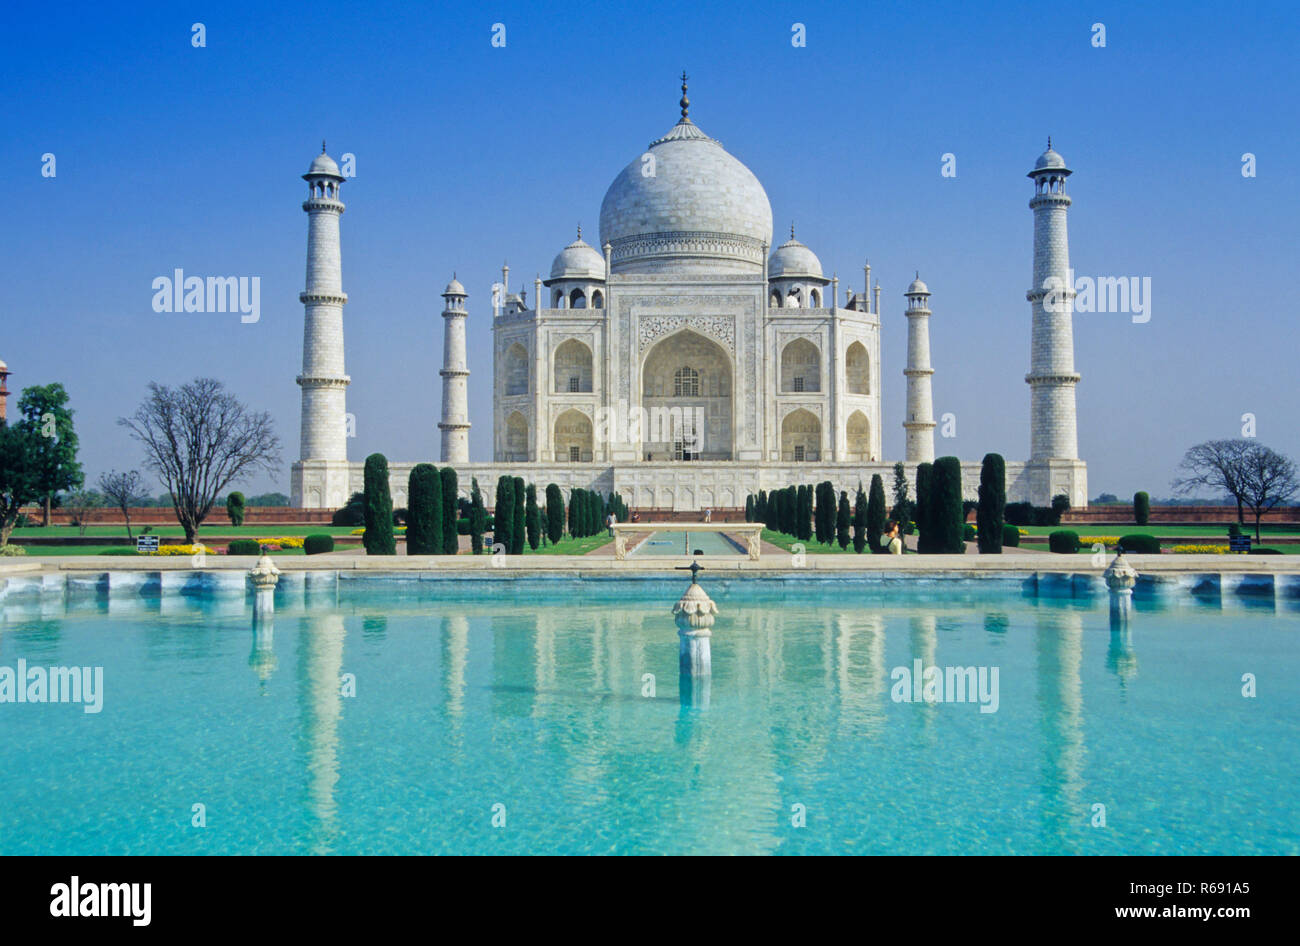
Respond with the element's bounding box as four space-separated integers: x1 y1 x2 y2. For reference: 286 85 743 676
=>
291 79 1087 511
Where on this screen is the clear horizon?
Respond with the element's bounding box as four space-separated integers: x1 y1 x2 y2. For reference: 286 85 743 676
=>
5 0 1297 501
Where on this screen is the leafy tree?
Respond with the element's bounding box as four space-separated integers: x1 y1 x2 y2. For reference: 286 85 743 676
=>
867 474 887 553
469 477 487 554
525 483 541 550
0 423 45 546
406 463 442 554
931 457 965 554
441 467 459 554
247 492 291 507
976 453 1005 554
362 453 396 554
97 469 145 539
16 383 83 526
852 482 869 554
226 491 246 526
331 491 366 527
119 378 279 544
915 462 933 553
545 484 564 543
836 491 851 549
495 476 515 551
511 476 525 554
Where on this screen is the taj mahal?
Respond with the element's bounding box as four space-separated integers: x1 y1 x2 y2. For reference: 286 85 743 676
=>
290 78 1087 512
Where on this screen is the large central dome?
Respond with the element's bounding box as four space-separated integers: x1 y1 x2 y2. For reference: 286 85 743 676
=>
599 116 773 275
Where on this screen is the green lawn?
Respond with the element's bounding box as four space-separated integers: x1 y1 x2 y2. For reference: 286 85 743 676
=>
529 534 614 555
761 528 868 555
12 524 358 538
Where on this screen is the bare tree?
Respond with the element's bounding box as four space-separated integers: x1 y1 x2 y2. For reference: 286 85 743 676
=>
1238 444 1299 542
98 469 145 539
1171 439 1253 522
64 490 102 536
119 379 280 544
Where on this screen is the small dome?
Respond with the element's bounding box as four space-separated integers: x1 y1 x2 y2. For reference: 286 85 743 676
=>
549 237 606 280
0 358 7 371
307 150 341 177
443 276 466 295
906 276 929 295
768 237 823 279
1034 147 1067 171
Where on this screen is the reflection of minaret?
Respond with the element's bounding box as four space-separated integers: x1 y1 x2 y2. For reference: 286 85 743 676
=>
249 617 277 685
1035 609 1086 849
443 613 469 718
296 612 346 855
834 611 887 736
910 613 939 734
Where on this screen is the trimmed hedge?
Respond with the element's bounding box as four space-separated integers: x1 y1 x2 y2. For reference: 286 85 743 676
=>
976 453 1005 554
1134 491 1150 526
363 454 396 555
331 492 366 527
441 467 459 555
469 477 487 554
930 457 965 554
915 463 934 552
545 484 564 543
227 538 261 556
1002 524 1021 548
1118 534 1161 554
867 474 886 553
227 491 245 526
406 463 442 555
1049 530 1080 554
304 534 334 555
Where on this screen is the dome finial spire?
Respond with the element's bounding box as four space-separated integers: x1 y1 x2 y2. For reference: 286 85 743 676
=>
321 139 327 154
790 222 796 240
1047 135 1052 150
577 224 582 240
679 71 690 121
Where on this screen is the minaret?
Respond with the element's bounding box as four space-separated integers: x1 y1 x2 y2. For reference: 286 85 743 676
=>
1026 139 1080 462
0 358 9 423
292 144 350 509
903 275 936 463
439 276 471 463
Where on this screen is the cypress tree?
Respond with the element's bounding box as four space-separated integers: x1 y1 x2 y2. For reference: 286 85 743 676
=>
786 485 798 536
525 483 541 550
545 483 564 543
836 490 851 549
800 485 813 541
890 461 914 530
976 453 1006 554
757 490 768 525
932 456 966 553
406 463 441 554
1134 490 1150 526
494 476 514 552
852 482 868 553
915 462 934 553
818 481 835 545
867 474 887 553
794 485 806 539
469 477 487 554
440 467 458 554
511 476 526 554
363 453 396 555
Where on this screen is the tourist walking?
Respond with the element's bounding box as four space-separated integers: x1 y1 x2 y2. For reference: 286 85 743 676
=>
607 511 617 538
883 520 904 554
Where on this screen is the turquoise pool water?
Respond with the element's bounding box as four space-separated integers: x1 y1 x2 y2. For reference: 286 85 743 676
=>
632 530 745 556
0 579 1296 855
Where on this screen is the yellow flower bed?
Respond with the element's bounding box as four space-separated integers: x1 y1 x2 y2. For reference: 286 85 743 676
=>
257 536 304 549
1078 536 1122 546
348 527 404 536
1171 544 1229 555
350 528 365 536
149 544 217 556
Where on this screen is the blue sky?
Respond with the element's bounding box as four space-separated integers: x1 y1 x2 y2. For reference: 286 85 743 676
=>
4 0 1297 498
